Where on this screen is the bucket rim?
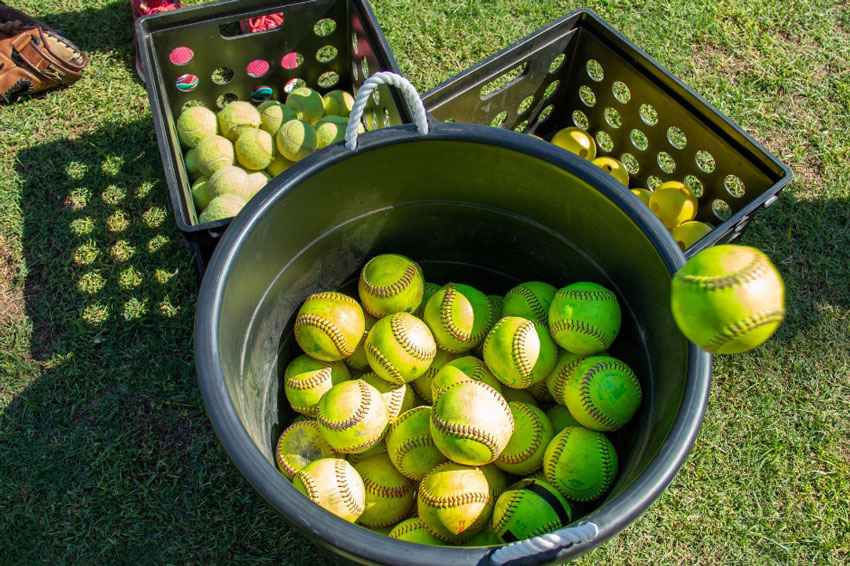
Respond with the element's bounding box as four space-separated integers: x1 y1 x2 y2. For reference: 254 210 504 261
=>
195 122 712 565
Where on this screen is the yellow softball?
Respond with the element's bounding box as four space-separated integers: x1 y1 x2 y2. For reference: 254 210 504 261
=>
388 517 448 545
543 426 618 501
494 402 554 475
562 355 642 432
274 420 338 479
483 316 558 388
343 312 378 372
422 282 493 353
316 379 389 454
353 453 416 528
292 457 365 523
417 462 492 543
364 312 437 384
548 282 621 355
545 349 590 405
294 291 366 361
430 355 503 402
358 253 425 317
385 406 448 480
409 348 458 404
501 281 557 325
360 372 416 422
283 354 350 417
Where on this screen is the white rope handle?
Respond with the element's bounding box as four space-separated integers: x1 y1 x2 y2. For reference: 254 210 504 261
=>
489 522 599 565
345 71 429 150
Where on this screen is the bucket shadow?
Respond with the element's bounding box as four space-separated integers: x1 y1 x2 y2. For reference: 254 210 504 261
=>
3 119 336 565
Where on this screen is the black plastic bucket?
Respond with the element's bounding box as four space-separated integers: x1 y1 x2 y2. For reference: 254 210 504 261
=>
195 99 712 563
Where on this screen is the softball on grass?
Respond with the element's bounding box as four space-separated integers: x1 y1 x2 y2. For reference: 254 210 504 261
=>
502 281 557 325
671 244 785 353
276 119 318 162
648 181 699 230
563 355 642 432
217 101 261 141
430 356 502 402
235 128 274 170
549 282 621 355
483 316 557 388
544 426 618 501
492 478 572 542
360 372 416 422
495 402 554 475
176 105 217 148
388 517 447 545
294 291 365 362
430 380 513 466
545 349 590 404
386 406 448 480
409 348 458 404
364 312 436 384
283 354 350 417
358 254 425 317
317 379 389 454
353 453 416 527
196 134 234 177
423 282 493 353
293 457 365 523
417 462 492 543
275 420 338 479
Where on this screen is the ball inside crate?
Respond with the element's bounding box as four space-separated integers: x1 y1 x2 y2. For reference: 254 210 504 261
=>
195 122 711 565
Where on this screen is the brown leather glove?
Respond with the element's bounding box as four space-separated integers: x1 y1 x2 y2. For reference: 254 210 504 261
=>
0 2 88 103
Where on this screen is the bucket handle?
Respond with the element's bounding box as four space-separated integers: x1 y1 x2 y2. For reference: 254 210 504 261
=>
487 521 599 566
345 71 430 151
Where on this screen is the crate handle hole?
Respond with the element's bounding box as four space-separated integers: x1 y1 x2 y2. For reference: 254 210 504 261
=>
518 95 535 115
216 93 238 109
281 52 302 70
647 175 663 190
314 18 337 37
515 120 529 133
621 152 640 175
352 32 360 55
657 151 676 174
537 104 554 123
544 80 560 98
480 63 528 98
250 85 273 103
595 131 614 153
284 78 306 94
247 59 270 78
361 57 370 79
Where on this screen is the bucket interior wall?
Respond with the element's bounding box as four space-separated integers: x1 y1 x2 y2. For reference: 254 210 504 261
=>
215 137 689 512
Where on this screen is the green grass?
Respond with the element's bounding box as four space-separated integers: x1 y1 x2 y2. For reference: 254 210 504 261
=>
1 0 848 564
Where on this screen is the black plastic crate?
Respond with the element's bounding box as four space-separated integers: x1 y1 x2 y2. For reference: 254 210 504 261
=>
421 8 791 257
137 0 410 275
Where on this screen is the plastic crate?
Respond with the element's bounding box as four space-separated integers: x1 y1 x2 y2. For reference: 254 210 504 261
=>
421 8 791 257
137 0 410 276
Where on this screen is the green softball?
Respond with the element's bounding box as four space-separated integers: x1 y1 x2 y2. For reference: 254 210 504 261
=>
491 478 572 542
283 354 350 416
501 386 538 407
483 316 557 388
360 372 416 422
422 282 493 353
294 291 366 361
430 380 514 466
346 439 387 467
563 356 642 432
388 517 447 545
364 312 436 384
545 349 590 404
317 379 389 454
353 453 416 528
494 402 554 475
546 404 581 434
548 282 621 355
417 462 492 543
543 426 618 501
292 457 365 523
472 294 505 358
385 406 448 480
274 420 338 479
430 355 503 402
358 254 425 317
501 281 558 325
344 312 378 372
414 281 442 318
409 348 458 404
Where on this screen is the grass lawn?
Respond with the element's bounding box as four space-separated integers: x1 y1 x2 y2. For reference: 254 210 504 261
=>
1 0 848 564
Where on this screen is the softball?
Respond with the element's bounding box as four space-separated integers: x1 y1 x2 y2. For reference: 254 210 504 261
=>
410 348 458 404
526 379 554 404
483 316 558 388
283 354 350 417
472 294 505 358
671 245 785 354
417 462 492 543
294 291 366 361
353 453 416 528
361 372 416 422
346 440 387 467
479 463 508 511
344 312 378 372
548 282 621 355
385 406 448 480
275 420 338 479
500 386 538 407
364 312 437 384
494 402 554 475
563 355 642 432
545 349 590 404
414 282 442 318
422 282 493 353
501 281 558 325
358 254 425 317
388 517 447 545
491 478 572 542
292 457 365 523
430 380 514 466
546 405 581 434
430 355 503 402
317 379 389 454
543 426 618 501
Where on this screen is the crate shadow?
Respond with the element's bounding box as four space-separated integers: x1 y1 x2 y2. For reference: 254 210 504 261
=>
3 118 336 564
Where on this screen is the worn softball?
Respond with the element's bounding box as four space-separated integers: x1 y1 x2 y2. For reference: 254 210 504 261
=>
548 282 621 355
388 517 448 545
495 402 554 475
671 245 785 354
385 406 448 480
483 316 558 388
358 254 425 317
430 380 514 466
294 291 366 361
563 355 642 432
364 312 436 384
346 440 387 467
526 379 553 404
543 426 618 501
545 349 590 405
353 453 416 527
430 355 503 402
417 462 492 543
501 386 539 407
491 478 572 543
463 525 505 546
410 348 458 404
479 463 508 519
360 372 416 422
502 281 558 325
414 282 442 318
422 282 493 353
275 420 338 479
473 294 505 358
344 312 378 372
546 405 581 434
317 379 389 454
283 354 350 416
292 457 365 523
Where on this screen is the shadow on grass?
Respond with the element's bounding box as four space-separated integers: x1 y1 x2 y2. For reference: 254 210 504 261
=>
2 119 336 565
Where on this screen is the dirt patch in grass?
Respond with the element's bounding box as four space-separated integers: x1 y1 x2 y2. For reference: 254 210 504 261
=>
690 39 753 86
0 237 25 329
